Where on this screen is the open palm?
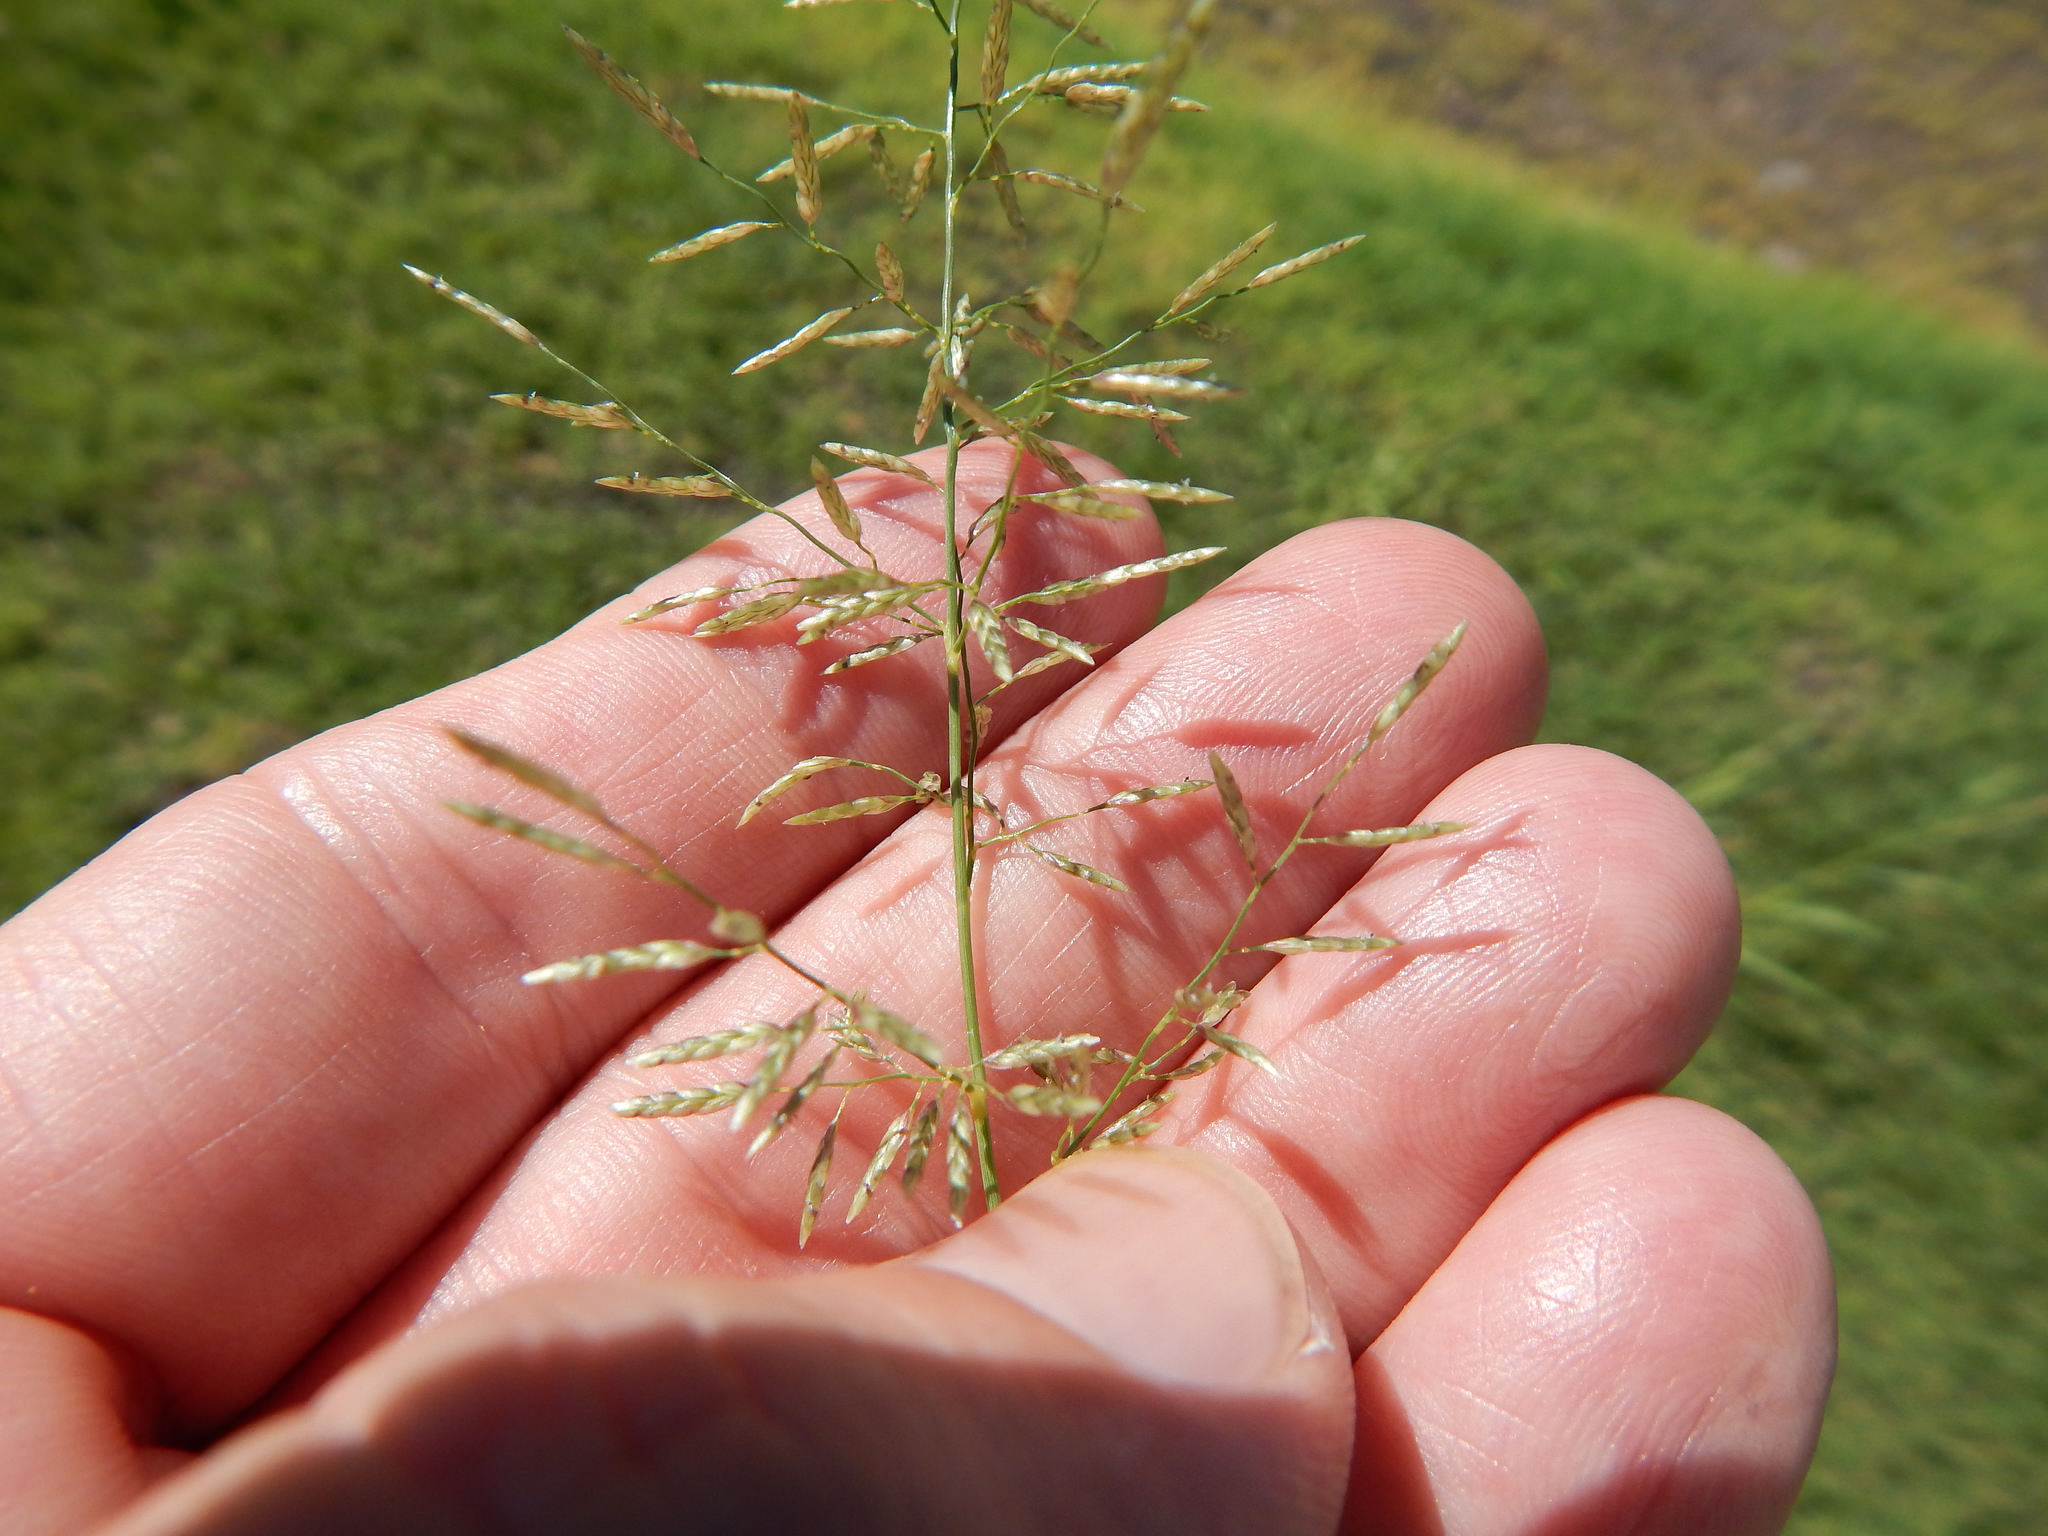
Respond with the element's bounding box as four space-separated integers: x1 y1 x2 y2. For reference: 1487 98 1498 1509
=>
1 442 1832 1534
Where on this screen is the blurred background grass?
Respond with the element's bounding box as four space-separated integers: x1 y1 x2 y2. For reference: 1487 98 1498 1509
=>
4 1 2045 1529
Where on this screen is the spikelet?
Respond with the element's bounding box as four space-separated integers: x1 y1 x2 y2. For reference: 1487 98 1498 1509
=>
854 998 948 1070
788 95 823 226
595 473 732 498
445 730 608 823
1195 1022 1278 1076
900 1097 942 1195
1026 844 1129 891
820 441 937 485
798 1110 840 1247
1099 1090 1175 1146
1006 1083 1105 1118
902 147 936 220
613 1083 746 1119
402 265 537 345
626 585 738 622
522 939 722 985
1208 750 1257 870
1085 478 1232 504
1060 396 1190 423
985 1035 1102 1072
1021 62 1146 93
824 634 931 673
810 457 869 553
1004 616 1100 666
757 122 875 183
1245 234 1368 290
750 1049 840 1157
945 1098 974 1227
967 601 1014 684
649 221 773 263
874 242 907 307
734 307 856 374
1003 546 1225 606
1166 224 1276 315
980 0 1012 106
630 1022 783 1069
825 328 921 349
785 793 926 825
1008 169 1138 210
1088 779 1210 811
1100 0 1218 195
1254 935 1401 955
1080 371 1244 402
563 27 700 159
1020 487 1141 521
1016 0 1107 48
444 802 642 875
846 1099 918 1223
1305 821 1470 848
489 393 633 429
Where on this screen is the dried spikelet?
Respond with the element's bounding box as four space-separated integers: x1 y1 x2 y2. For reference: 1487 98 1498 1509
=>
649 221 774 263
1245 234 1368 290
821 440 936 485
1003 546 1225 606
489 392 634 429
1255 935 1400 955
1100 0 1217 195
627 586 740 622
967 601 1014 685
563 28 701 159
445 729 607 823
1016 0 1107 48
757 122 875 183
629 1021 782 1068
522 939 722 985
709 907 766 945
855 998 948 1070
1026 844 1129 891
596 473 732 498
1196 1022 1278 1076
1307 821 1470 848
693 590 805 636
1088 779 1209 811
980 0 1012 106
824 634 932 673
984 141 1029 240
785 792 926 826
1060 396 1190 423
798 1109 841 1248
1155 1049 1224 1081
444 802 643 875
902 147 936 220
750 1048 840 1157
1004 616 1099 666
1006 1083 1105 1118
945 1099 974 1227
825 327 921 349
1166 223 1276 315
402 265 538 344
810 457 869 553
1208 750 1257 870
846 1099 918 1223
1008 169 1138 210
1081 371 1244 401
1020 487 1140 521
1022 62 1146 93
913 354 945 444
734 307 856 374
985 1034 1103 1072
1085 477 1231 504
1099 1090 1174 1145
933 373 1018 441
901 1097 942 1195
612 1082 746 1119
1034 264 1081 328
867 129 901 199
874 242 906 307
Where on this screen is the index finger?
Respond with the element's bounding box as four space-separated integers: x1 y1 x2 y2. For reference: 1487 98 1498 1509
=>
0 440 1164 1430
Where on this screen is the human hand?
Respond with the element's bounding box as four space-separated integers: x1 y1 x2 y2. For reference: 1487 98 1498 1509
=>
0 443 1832 1534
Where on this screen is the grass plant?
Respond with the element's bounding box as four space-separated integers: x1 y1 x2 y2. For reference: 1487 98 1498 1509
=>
6 1 2048 1529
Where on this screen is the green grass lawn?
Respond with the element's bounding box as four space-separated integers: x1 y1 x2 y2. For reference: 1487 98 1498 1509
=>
6 2 2047 1529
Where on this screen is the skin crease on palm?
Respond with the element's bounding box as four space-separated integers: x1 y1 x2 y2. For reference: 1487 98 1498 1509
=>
0 440 1835 1536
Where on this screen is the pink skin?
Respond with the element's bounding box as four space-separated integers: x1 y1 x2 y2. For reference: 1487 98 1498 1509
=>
0 443 1833 1534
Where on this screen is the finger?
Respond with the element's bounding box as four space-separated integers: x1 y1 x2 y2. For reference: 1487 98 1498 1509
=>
1176 744 1742 1346
357 517 1545 1334
101 1150 1353 1536
1342 1097 1835 1536
0 441 1162 1431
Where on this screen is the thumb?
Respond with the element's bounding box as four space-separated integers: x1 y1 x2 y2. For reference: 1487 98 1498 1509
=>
103 1147 1354 1536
